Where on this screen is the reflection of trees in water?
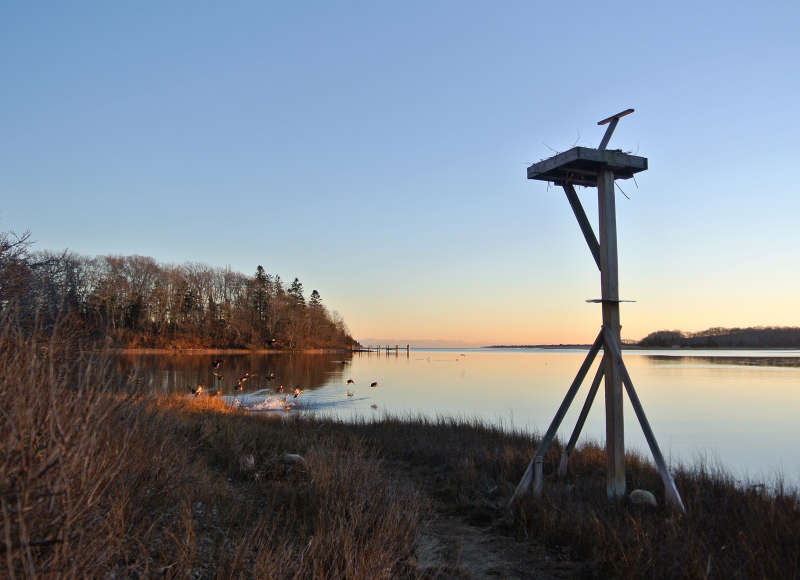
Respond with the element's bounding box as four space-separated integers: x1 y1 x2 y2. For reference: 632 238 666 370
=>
113 353 353 394
643 355 800 368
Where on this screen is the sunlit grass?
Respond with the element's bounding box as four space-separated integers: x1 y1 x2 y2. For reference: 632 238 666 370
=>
3 314 800 578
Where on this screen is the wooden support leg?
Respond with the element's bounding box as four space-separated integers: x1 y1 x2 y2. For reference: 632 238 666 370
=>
558 358 605 477
602 326 686 513
598 168 626 500
510 330 604 504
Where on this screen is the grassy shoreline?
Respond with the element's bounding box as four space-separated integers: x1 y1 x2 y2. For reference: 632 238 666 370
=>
3 328 800 578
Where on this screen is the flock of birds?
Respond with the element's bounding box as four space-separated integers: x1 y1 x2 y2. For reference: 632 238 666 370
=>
188 359 381 412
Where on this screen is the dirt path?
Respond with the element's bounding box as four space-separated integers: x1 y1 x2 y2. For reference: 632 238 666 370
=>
414 512 578 579
394 461 582 579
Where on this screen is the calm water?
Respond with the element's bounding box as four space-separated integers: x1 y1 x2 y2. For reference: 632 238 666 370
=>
118 348 800 485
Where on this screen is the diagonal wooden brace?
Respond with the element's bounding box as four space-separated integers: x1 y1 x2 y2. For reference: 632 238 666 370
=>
563 183 601 270
602 325 686 512
558 356 605 477
510 330 604 504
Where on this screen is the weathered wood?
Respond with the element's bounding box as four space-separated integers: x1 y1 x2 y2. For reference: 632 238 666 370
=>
527 147 647 188
598 168 626 499
563 183 601 270
597 108 634 126
510 331 604 504
558 357 605 477
598 117 619 150
602 325 686 513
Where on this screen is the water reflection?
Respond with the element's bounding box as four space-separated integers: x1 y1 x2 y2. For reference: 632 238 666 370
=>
114 347 800 484
642 354 800 368
113 351 354 395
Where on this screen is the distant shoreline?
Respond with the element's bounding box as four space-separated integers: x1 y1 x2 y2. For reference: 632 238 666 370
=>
482 344 800 350
113 347 352 355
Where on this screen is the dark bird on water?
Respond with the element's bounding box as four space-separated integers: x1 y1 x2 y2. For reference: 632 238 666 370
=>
370 381 378 388
346 379 355 384
211 359 223 370
293 387 303 398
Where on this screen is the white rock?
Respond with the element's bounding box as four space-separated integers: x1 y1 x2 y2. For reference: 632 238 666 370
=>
629 489 658 508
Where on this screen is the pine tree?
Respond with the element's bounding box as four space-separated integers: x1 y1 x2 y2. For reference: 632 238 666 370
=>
288 277 305 307
309 289 322 309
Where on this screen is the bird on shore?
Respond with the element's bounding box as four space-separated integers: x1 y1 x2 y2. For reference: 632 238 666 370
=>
292 387 303 398
234 382 243 392
370 381 379 388
189 385 204 397
276 384 284 394
211 359 223 370
346 379 355 384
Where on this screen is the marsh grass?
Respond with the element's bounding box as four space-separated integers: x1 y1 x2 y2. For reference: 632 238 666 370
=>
3 316 800 578
0 318 422 578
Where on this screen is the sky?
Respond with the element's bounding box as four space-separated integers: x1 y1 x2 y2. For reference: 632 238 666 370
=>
2 1 800 346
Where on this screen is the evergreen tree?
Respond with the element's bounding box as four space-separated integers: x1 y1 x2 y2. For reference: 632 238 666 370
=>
309 289 322 309
288 277 305 307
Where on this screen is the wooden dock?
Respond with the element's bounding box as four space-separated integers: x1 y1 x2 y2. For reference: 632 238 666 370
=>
352 344 410 355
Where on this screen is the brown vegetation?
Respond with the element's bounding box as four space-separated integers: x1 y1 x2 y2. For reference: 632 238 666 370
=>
0 318 419 578
3 314 800 578
0 230 355 349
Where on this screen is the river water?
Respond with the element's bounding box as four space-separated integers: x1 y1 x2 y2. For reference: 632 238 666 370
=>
117 347 800 486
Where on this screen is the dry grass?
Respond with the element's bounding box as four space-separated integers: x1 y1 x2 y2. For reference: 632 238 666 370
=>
0 318 423 578
4 315 800 578
329 416 800 579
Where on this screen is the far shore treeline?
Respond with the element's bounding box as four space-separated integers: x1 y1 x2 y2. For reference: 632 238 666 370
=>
487 327 800 350
0 231 355 349
638 327 800 348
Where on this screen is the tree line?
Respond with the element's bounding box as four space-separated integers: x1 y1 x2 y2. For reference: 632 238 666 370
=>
638 326 800 348
0 231 355 349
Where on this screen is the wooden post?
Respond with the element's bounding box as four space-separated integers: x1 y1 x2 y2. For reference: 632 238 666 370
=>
598 168 626 499
602 327 686 512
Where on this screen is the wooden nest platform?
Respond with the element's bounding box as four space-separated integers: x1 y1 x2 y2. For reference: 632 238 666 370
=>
527 147 647 188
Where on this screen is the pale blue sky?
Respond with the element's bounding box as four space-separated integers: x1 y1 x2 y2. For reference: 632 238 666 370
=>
2 1 799 345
